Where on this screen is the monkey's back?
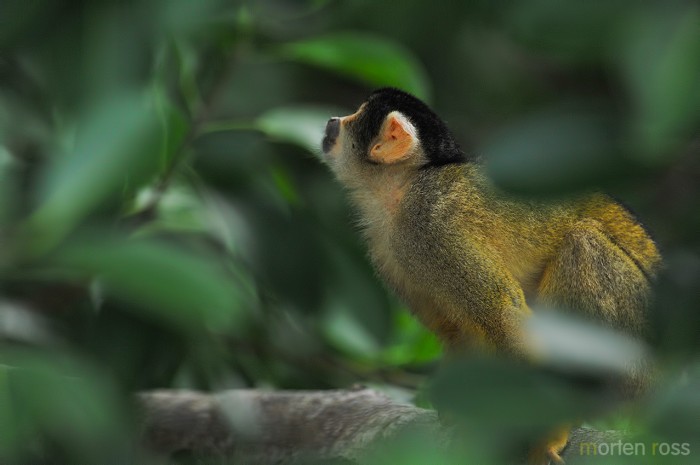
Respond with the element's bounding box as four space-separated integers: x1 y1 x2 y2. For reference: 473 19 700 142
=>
381 162 660 346
400 163 660 290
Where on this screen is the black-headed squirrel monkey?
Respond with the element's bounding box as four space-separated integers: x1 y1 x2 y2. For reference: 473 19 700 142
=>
320 88 661 464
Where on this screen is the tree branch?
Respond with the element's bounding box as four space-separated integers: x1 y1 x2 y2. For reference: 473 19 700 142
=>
137 388 623 464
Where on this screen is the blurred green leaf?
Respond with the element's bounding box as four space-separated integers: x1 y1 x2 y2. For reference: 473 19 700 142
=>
431 357 596 435
525 310 648 376
132 183 210 235
27 91 161 254
269 164 302 205
173 40 204 116
323 300 380 359
322 241 391 347
152 83 189 172
157 0 228 37
382 311 442 366
253 105 346 156
362 424 462 465
619 5 700 163
0 350 125 462
279 32 431 101
645 363 700 445
49 236 252 333
0 146 14 227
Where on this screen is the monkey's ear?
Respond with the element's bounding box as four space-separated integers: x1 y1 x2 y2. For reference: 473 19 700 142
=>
369 111 417 164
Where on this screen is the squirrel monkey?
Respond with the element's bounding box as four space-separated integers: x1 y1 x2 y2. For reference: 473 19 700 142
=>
320 88 661 464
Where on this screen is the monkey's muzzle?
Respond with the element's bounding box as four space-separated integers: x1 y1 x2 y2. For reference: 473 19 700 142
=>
322 117 340 153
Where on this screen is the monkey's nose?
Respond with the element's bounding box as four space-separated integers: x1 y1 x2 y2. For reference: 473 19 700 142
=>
322 117 340 153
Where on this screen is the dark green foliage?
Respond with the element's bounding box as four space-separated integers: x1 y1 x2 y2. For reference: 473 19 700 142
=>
0 0 698 464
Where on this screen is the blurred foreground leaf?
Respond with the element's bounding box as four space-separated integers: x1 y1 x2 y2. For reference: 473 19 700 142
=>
0 301 54 345
525 310 648 376
151 83 189 172
0 351 126 463
431 357 597 435
157 0 229 38
381 311 442 366
362 424 461 465
49 237 252 333
0 146 15 227
255 105 345 156
645 363 700 446
322 300 380 360
27 92 161 253
279 32 431 101
132 183 211 236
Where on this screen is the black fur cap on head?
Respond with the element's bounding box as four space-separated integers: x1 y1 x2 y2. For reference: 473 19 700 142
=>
352 88 467 166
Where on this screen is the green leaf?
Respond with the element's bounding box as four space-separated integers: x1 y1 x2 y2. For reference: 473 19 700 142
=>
255 105 345 156
430 356 597 434
0 146 16 228
49 236 252 333
132 183 211 235
279 33 431 101
382 311 442 365
0 350 125 462
525 310 648 377
152 83 189 172
323 299 380 359
364 425 462 465
158 0 227 37
620 5 700 164
27 91 161 254
645 363 700 445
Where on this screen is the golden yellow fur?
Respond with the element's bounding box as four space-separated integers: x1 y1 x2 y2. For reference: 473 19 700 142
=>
347 163 659 354
350 163 659 465
322 92 661 464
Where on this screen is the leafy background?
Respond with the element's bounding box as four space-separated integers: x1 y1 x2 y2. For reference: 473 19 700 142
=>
0 0 698 464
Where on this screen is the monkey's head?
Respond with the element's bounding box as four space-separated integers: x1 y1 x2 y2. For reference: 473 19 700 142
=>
321 88 465 186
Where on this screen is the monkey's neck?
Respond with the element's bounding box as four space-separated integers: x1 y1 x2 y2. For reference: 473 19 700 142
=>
347 168 417 233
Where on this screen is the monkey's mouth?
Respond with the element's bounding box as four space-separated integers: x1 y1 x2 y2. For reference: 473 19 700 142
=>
322 117 340 153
